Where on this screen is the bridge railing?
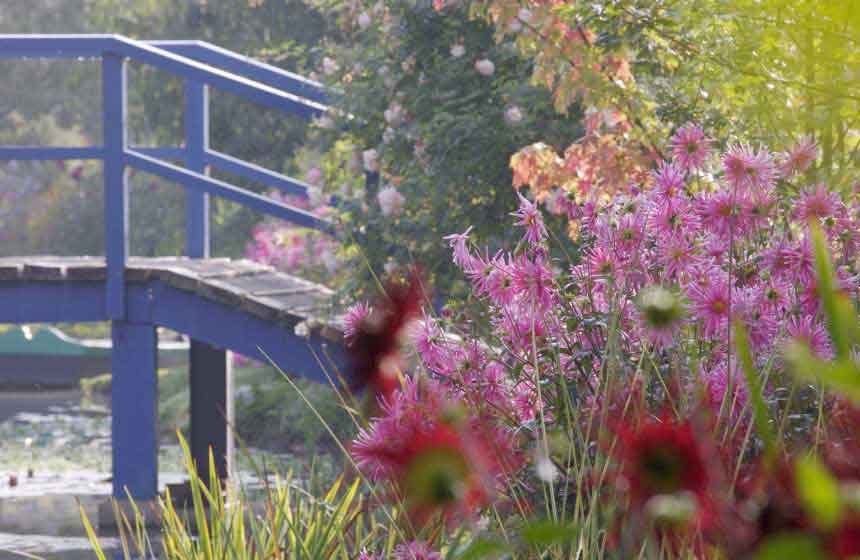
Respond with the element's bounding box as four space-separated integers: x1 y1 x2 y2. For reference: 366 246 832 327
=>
0 34 337 319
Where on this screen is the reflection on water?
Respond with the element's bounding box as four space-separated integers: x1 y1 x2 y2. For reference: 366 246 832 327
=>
0 388 292 558
0 493 121 559
0 390 127 557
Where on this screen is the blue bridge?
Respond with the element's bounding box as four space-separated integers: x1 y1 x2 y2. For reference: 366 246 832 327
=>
0 35 357 512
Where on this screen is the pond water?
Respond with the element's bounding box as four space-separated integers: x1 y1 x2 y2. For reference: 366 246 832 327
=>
0 389 272 559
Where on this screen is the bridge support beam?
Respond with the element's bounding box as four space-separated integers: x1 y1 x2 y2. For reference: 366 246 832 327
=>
190 341 233 484
111 321 158 500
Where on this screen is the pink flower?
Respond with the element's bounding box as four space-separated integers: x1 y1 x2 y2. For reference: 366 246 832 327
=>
378 185 406 216
687 272 731 338
305 166 323 186
656 235 700 281
795 183 840 222
697 188 749 238
780 135 818 177
722 143 778 191
785 314 833 360
648 197 697 239
512 192 547 245
511 255 556 309
475 58 495 76
756 277 791 312
700 362 748 419
343 302 371 343
652 161 687 200
444 227 478 272
669 123 713 172
393 542 441 560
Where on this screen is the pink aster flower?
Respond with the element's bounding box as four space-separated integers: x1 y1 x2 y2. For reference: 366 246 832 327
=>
511 255 556 309
756 277 791 312
393 541 441 560
444 226 478 272
785 314 833 360
656 235 700 281
722 143 778 191
613 212 646 256
697 188 749 238
647 197 697 239
512 192 548 245
687 273 731 338
341 300 370 345
783 238 816 285
669 123 713 172
585 244 617 281
780 135 818 177
700 362 748 420
795 183 840 222
652 161 687 200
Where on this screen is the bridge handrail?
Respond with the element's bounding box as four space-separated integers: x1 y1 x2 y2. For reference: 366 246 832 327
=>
0 34 337 319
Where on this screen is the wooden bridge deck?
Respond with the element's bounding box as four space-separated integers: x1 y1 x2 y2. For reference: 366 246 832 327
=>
0 256 340 335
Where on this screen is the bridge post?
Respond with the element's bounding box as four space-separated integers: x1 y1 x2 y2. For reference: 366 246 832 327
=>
103 52 129 320
185 78 234 484
110 321 158 500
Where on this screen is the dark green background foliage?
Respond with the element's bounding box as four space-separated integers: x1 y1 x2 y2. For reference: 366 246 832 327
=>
312 0 582 299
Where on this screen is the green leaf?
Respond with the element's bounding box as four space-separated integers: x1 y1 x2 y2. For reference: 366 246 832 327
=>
521 520 577 547
754 533 823 560
810 223 859 359
735 320 776 462
795 454 843 531
784 342 860 404
457 539 509 560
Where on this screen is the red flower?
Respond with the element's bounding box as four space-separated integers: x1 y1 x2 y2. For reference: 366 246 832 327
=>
615 416 709 503
827 518 860 559
348 269 425 401
390 421 495 523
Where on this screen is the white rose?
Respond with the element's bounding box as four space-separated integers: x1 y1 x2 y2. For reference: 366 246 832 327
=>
321 57 339 76
475 58 495 76
384 102 404 126
357 11 372 29
377 185 405 217
382 127 396 144
450 44 466 58
318 115 336 129
362 149 380 172
504 105 524 125
307 186 326 208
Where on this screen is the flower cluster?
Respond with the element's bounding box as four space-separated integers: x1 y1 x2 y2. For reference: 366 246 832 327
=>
345 127 860 558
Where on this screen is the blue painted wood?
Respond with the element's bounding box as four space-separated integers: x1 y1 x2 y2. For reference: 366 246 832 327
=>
126 281 348 385
111 321 158 499
0 34 115 58
125 150 333 233
0 146 183 161
136 147 186 161
205 149 310 199
0 35 326 118
103 53 129 320
147 41 328 104
189 341 233 484
0 282 106 324
185 80 210 258
111 37 326 119
0 280 347 386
